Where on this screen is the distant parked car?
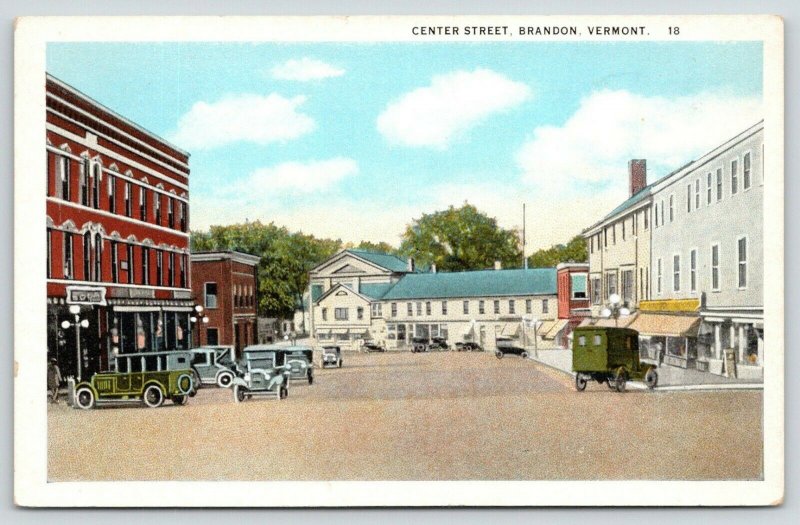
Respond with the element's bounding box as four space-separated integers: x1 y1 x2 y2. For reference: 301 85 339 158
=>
411 337 429 353
189 346 237 389
429 337 449 351
73 351 195 409
455 341 483 352
231 348 290 402
321 345 342 368
363 340 386 352
494 337 529 359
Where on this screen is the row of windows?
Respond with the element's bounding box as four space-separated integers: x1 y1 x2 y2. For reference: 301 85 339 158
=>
320 298 550 321
655 151 756 228
48 151 188 232
202 282 256 309
589 207 649 253
47 228 187 287
655 238 748 295
590 267 650 306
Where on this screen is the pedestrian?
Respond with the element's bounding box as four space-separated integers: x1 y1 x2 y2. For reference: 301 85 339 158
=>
47 358 62 404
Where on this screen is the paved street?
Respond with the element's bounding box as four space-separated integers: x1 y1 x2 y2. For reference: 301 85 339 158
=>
48 351 763 481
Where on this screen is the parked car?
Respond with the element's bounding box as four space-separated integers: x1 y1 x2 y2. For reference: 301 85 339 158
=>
455 341 483 352
429 337 449 351
189 346 237 389
321 345 342 368
572 326 658 392
276 347 315 384
494 337 529 359
231 348 290 402
411 337 429 353
72 351 195 409
363 340 386 352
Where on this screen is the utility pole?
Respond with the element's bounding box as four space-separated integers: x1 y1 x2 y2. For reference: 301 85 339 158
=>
523 203 528 269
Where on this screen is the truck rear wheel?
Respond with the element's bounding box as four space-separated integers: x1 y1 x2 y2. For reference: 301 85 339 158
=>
644 367 659 389
614 368 627 393
575 374 587 391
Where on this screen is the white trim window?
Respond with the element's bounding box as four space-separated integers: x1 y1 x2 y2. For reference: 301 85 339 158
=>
124 182 132 217
542 299 549 314
58 155 70 200
479 300 485 314
509 300 516 314
657 258 662 295
690 249 697 293
694 179 700 209
493 300 500 314
441 301 448 315
63 231 74 279
141 246 150 285
154 193 162 225
91 162 101 209
391 303 397 317
462 300 469 315
743 152 752 190
669 194 674 222
706 172 712 204
673 254 681 292
591 277 601 305
686 183 692 213
661 199 665 225
407 302 413 316
737 236 748 289
731 158 739 195
107 174 116 213
716 168 723 201
139 186 147 221
711 244 720 291
79 158 89 206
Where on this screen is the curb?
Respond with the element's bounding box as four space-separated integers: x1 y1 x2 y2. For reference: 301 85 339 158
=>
528 356 764 392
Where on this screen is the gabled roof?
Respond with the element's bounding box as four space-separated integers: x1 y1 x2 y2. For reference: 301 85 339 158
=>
345 249 412 273
381 268 557 300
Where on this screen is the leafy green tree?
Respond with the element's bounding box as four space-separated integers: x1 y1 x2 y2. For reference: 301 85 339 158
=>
399 204 522 271
346 240 400 255
527 235 588 268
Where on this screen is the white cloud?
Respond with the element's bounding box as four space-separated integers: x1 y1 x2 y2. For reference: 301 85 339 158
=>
377 68 531 149
517 90 763 192
169 93 315 149
270 57 345 81
237 158 359 195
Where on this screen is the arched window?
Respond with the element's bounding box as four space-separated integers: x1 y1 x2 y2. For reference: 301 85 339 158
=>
83 231 92 280
94 233 103 281
92 163 102 209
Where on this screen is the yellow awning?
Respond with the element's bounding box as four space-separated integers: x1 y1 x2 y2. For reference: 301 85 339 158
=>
628 312 700 337
542 319 569 340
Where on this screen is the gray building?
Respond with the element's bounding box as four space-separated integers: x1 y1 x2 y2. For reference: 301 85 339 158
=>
638 121 764 378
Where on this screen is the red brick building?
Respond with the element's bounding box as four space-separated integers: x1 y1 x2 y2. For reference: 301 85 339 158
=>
541 263 591 347
190 251 260 356
46 74 193 380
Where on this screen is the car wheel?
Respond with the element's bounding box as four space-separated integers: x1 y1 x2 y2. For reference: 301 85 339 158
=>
190 370 201 396
338 360 342 368
75 387 95 410
217 372 234 388
143 385 164 408
172 395 188 405
614 368 627 393
644 367 659 390
280 385 288 400
521 351 529 359
575 374 587 392
495 351 503 359
233 385 247 403
308 372 314 385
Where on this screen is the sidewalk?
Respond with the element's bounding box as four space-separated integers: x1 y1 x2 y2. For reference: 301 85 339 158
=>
529 348 763 391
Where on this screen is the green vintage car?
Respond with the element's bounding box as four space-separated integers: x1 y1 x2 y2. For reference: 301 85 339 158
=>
572 326 658 392
73 351 195 409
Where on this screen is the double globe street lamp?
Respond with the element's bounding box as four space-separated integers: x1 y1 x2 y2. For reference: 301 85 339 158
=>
189 304 209 347
60 305 90 381
600 293 630 327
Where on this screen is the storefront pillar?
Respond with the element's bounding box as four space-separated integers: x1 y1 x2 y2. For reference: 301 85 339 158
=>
714 324 721 359
738 325 747 363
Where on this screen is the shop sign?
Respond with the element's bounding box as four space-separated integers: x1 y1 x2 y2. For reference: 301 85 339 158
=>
66 286 107 306
173 290 192 299
108 287 155 299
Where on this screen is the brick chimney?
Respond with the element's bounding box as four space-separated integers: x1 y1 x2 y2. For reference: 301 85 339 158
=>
494 260 502 271
628 159 647 196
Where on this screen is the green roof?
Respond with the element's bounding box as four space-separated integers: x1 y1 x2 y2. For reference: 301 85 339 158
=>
346 249 413 273
359 282 396 300
381 268 556 300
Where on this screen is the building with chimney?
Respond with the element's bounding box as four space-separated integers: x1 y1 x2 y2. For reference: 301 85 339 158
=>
582 159 653 320
46 74 193 380
306 249 560 351
190 251 260 356
543 263 591 347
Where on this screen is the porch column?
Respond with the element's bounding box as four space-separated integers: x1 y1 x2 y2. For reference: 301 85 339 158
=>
729 324 736 351
738 325 747 363
714 324 721 359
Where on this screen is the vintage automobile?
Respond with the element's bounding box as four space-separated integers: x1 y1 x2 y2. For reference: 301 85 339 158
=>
572 326 658 392
363 339 386 352
455 341 483 352
429 337 449 351
321 345 342 368
73 351 195 409
231 348 290 402
189 345 237 389
411 337 429 353
494 337 529 359
277 347 315 384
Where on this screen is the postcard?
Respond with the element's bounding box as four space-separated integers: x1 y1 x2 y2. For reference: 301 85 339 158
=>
14 15 784 507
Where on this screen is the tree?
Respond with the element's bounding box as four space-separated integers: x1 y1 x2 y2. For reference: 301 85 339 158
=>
399 204 522 272
527 235 588 268
345 240 400 255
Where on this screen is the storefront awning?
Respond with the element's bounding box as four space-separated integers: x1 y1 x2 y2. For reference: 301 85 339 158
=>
537 320 557 337
499 323 521 337
628 312 700 338
542 319 569 340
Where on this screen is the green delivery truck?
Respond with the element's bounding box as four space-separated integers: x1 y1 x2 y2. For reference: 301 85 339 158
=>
572 326 658 392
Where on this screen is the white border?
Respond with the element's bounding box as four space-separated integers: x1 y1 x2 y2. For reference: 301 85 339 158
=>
14 15 784 508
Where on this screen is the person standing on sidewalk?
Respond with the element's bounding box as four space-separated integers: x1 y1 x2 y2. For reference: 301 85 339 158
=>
47 358 62 404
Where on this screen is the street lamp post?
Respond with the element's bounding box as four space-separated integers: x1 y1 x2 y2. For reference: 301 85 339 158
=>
189 304 209 347
60 305 90 381
601 293 631 327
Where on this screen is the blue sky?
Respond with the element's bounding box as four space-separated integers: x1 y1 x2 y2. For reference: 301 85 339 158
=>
47 41 763 251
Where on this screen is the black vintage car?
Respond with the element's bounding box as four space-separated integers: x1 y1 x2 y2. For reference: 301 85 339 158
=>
411 337 429 353
494 337 529 359
363 340 386 352
429 337 449 351
455 341 483 352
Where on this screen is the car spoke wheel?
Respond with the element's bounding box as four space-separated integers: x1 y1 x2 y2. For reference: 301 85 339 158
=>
172 395 188 405
143 385 164 408
217 372 233 388
234 385 247 403
75 387 95 410
645 367 659 390
495 351 503 359
575 374 587 392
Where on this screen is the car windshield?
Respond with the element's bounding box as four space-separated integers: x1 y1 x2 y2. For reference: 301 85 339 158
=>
249 357 275 369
